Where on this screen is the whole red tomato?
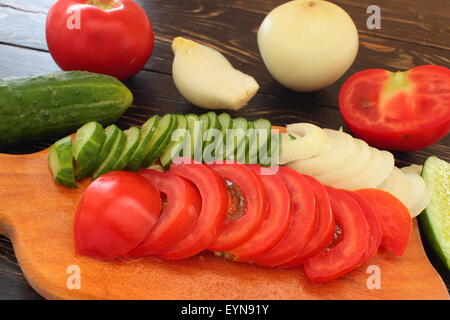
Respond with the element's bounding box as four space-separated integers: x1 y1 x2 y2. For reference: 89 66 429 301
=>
46 0 154 80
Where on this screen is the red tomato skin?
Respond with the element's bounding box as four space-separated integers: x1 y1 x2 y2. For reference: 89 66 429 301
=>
157 159 228 260
279 175 334 268
126 170 201 257
254 167 316 267
339 65 450 151
46 0 154 80
355 189 412 256
207 162 267 252
304 187 369 284
343 191 382 264
227 165 291 263
74 171 161 260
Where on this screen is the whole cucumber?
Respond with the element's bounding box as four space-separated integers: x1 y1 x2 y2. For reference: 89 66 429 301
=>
0 71 133 147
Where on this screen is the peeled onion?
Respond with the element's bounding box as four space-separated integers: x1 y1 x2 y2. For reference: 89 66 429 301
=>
257 0 359 92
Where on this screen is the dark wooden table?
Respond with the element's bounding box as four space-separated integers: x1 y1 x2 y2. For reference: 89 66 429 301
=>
0 0 448 300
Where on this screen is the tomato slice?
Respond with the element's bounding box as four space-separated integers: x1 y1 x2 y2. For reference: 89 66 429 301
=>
344 191 382 264
126 169 201 257
74 171 162 260
157 159 228 260
206 162 267 251
226 165 291 263
254 167 316 267
339 65 450 151
279 175 334 268
304 187 369 283
355 188 412 256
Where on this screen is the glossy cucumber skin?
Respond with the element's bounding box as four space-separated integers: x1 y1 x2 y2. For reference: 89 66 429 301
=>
0 71 133 147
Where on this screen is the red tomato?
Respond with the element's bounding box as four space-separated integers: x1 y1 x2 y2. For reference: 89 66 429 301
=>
344 191 382 264
74 171 161 260
254 167 316 267
304 187 369 283
339 65 450 151
207 162 267 252
355 189 412 256
227 165 291 263
157 159 228 260
46 0 154 80
279 175 334 268
126 170 201 258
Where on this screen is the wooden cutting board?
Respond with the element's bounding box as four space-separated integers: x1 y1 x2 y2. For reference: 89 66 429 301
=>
0 149 448 300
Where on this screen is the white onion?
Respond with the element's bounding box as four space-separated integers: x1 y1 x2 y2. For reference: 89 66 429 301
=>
257 0 359 92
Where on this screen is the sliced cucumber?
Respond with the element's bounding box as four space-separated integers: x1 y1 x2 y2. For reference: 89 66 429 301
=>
160 114 188 170
186 114 202 162
142 114 178 167
203 112 221 162
112 126 141 171
231 117 248 162
419 156 450 270
93 125 126 179
199 113 210 149
245 122 257 164
125 115 160 171
48 135 77 188
253 118 272 165
73 121 106 180
93 124 120 173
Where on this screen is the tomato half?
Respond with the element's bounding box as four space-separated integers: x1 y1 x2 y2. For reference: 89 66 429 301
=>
157 159 228 260
74 171 161 260
207 162 267 252
227 165 291 263
355 189 412 256
339 65 450 151
304 187 369 283
344 191 382 264
254 167 316 267
46 0 154 80
279 175 334 268
126 169 201 258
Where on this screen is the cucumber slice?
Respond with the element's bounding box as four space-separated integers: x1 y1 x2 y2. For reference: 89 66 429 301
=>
93 124 120 173
48 135 77 188
230 117 248 162
160 114 188 170
73 121 106 180
186 114 202 162
199 113 210 149
245 122 257 164
419 156 450 270
141 114 178 167
93 126 126 179
203 112 221 162
125 115 160 171
253 118 272 165
112 126 141 171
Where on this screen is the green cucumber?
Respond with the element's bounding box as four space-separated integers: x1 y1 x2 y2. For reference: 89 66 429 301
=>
230 117 248 162
246 122 257 164
125 115 160 171
199 113 210 149
48 135 76 188
186 114 202 162
253 118 272 165
112 126 141 171
93 127 126 179
0 71 133 147
160 115 188 170
92 124 120 175
419 156 450 270
203 112 221 162
73 121 106 180
142 114 178 167
217 113 232 160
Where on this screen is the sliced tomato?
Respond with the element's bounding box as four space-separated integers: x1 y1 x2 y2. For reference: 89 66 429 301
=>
126 169 201 257
227 165 291 263
339 65 450 151
254 167 316 267
279 175 334 268
157 158 228 260
207 162 267 251
74 171 162 260
344 191 382 264
304 187 369 283
355 188 412 256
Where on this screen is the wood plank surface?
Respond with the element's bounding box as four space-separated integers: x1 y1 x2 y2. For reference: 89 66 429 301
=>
0 0 448 299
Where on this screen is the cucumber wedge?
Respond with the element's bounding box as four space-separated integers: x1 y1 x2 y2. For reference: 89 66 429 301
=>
141 114 178 168
93 125 126 179
73 121 106 180
419 156 450 270
48 135 77 188
125 115 160 171
112 126 141 171
160 114 188 170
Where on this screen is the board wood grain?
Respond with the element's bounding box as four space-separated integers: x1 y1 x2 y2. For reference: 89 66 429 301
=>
0 150 448 300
